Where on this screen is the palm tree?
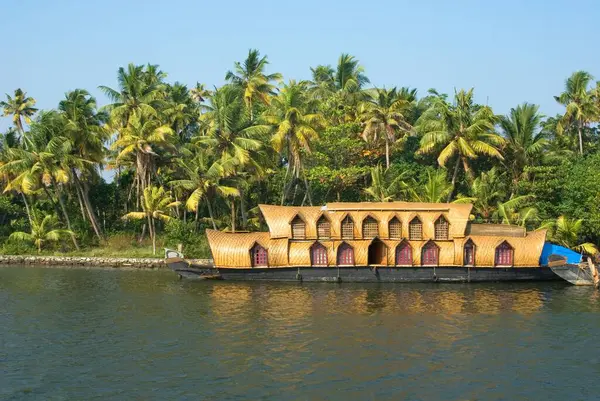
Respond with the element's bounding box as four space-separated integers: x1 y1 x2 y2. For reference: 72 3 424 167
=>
464 167 508 221
334 53 369 92
542 216 597 255
170 152 239 230
225 49 282 120
263 80 326 205
9 215 73 253
122 185 180 254
554 71 597 155
112 109 175 204
499 103 546 186
0 89 38 136
494 195 537 227
1 112 83 249
99 63 166 128
361 87 413 168
197 85 268 229
363 164 410 202
408 170 454 203
190 82 212 103
59 89 108 239
416 89 504 200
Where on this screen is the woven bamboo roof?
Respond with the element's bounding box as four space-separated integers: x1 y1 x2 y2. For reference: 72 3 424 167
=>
259 202 472 240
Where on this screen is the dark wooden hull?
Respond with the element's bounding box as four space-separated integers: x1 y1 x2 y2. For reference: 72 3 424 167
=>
167 260 560 283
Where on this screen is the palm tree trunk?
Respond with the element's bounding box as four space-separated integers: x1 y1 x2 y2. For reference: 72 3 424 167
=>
72 171 103 240
385 139 390 169
151 218 156 255
239 186 247 228
54 186 79 250
301 166 313 206
231 199 236 233
281 163 291 205
146 214 154 253
448 156 461 202
206 196 217 230
578 119 584 155
21 193 33 227
75 184 87 220
80 179 103 240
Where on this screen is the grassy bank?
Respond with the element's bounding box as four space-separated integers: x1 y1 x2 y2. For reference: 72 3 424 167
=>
0 233 211 259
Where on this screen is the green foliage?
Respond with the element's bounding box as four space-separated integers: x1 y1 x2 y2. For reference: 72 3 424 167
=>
2 58 600 256
164 220 211 258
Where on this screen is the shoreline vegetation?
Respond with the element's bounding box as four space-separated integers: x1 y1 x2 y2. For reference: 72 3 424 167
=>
1 51 600 260
0 254 212 269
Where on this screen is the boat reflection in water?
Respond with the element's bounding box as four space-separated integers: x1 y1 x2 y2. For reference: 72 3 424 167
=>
205 282 549 319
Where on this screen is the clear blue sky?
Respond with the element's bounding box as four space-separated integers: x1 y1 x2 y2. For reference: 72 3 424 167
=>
1 0 599 132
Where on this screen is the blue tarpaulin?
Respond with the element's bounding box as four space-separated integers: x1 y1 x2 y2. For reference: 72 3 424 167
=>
540 242 582 265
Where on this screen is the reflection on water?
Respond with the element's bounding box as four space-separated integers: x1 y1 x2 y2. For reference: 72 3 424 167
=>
2 266 600 400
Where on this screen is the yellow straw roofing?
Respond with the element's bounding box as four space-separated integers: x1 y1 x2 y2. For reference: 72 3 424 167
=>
206 230 271 268
259 202 473 240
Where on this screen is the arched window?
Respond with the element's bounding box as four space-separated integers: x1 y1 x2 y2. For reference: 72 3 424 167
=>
464 240 475 266
311 242 328 266
409 217 423 240
341 216 354 239
495 241 513 266
317 215 331 239
362 216 379 238
434 216 449 240
421 242 439 265
250 244 268 267
388 217 402 239
337 243 354 265
396 241 413 265
291 216 306 239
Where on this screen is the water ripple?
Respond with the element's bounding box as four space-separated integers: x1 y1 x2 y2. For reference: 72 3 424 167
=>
2 267 600 400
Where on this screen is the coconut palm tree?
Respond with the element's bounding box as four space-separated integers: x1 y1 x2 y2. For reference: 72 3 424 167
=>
9 214 74 253
361 87 413 168
112 109 175 203
0 89 38 137
463 167 508 222
170 152 239 230
408 170 454 203
225 49 282 120
541 216 597 255
499 103 546 186
363 164 410 202
59 89 108 239
190 82 212 103
122 185 180 255
334 53 369 92
99 63 166 128
263 80 326 205
554 71 597 155
198 85 267 168
416 89 504 201
494 195 537 227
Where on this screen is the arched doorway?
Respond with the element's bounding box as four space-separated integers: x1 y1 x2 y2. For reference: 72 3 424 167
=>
395 241 412 265
421 241 439 266
310 242 328 266
337 242 354 265
368 238 386 265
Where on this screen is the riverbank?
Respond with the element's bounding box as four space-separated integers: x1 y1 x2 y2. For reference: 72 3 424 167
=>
0 255 213 269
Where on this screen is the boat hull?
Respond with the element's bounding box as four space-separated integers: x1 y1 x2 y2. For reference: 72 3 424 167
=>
550 264 594 286
167 260 560 283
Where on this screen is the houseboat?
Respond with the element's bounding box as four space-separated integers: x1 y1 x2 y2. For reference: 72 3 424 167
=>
166 201 566 282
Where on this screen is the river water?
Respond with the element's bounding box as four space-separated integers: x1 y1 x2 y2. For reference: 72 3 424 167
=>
2 266 600 400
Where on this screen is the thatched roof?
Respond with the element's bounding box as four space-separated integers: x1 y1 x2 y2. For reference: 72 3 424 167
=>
259 202 473 240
